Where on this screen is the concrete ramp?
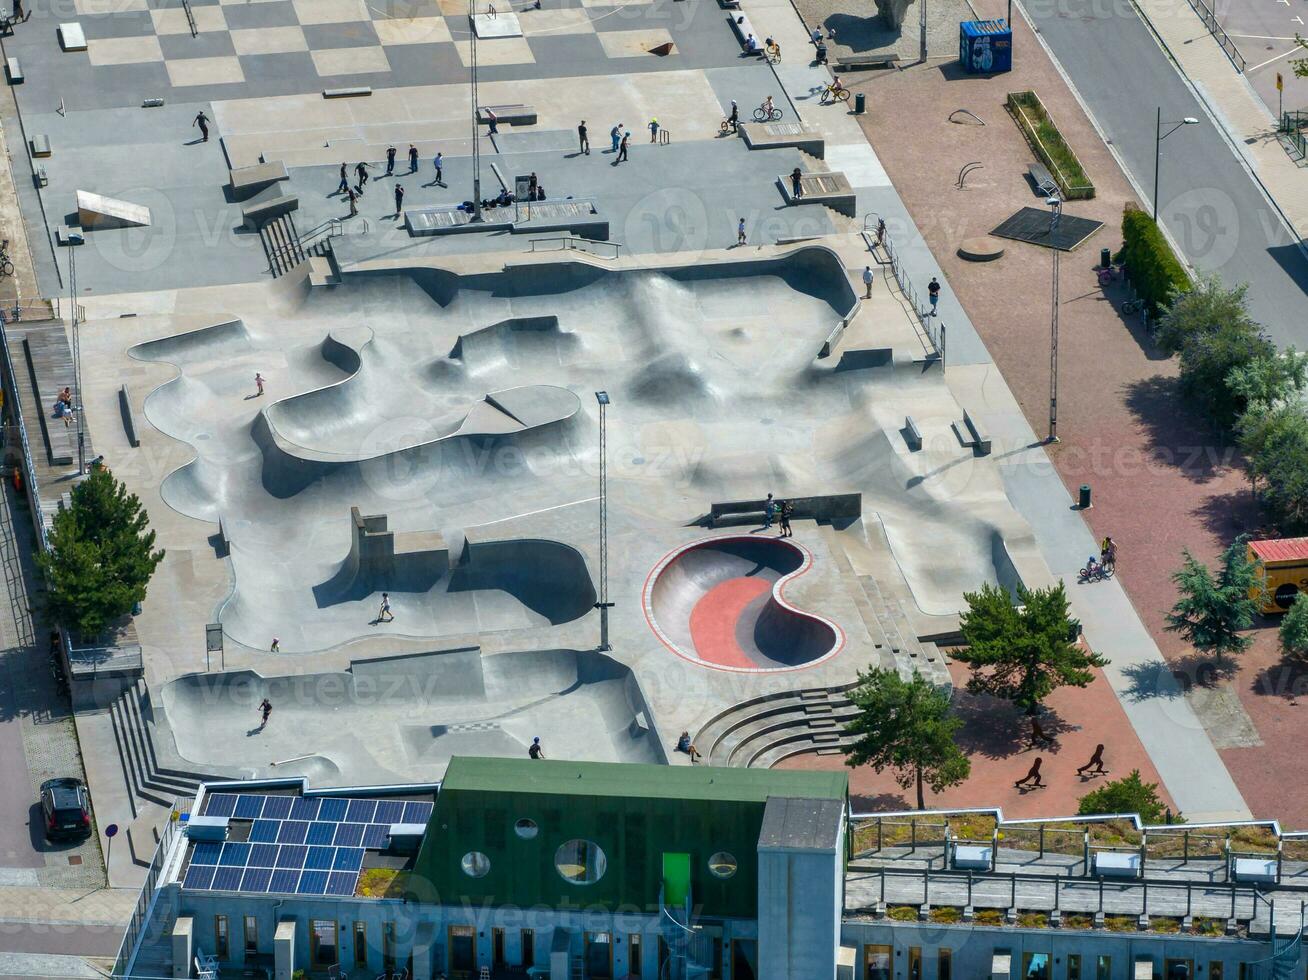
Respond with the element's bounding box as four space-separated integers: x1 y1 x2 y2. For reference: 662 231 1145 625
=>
76 189 151 230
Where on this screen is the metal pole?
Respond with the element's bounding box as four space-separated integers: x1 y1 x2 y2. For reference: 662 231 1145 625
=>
596 396 610 650
69 245 84 474
469 0 482 222
1152 105 1161 223
1047 198 1061 443
918 0 927 63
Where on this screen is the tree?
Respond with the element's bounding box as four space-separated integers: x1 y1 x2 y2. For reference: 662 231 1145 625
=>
952 582 1106 715
1280 593 1308 660
1165 537 1262 668
1239 404 1308 532
842 668 970 810
1078 770 1170 824
1293 34 1307 79
36 467 165 637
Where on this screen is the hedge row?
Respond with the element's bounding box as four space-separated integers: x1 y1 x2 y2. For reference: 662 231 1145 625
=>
1118 203 1191 313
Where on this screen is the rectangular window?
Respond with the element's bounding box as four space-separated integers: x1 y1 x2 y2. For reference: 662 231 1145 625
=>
938 947 952 980
214 916 229 959
1238 966 1251 980
383 922 396 972
1023 952 1051 980
354 922 367 968
908 946 922 980
522 929 535 967
1165 959 1194 980
492 928 505 966
310 920 337 967
1068 954 1081 980
1208 964 1223 980
586 931 613 979
864 944 891 980
629 934 642 977
243 916 257 956
1097 956 1112 980
449 925 475 974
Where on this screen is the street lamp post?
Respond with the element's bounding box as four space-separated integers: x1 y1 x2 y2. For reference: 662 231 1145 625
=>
1153 108 1198 222
594 391 613 652
69 243 85 474
469 0 482 222
918 0 927 63
1046 194 1061 444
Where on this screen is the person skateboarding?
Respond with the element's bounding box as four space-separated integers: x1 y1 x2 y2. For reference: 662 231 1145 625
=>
258 698 272 727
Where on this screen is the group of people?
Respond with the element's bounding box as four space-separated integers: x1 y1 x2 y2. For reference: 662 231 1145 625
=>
1085 536 1119 578
763 493 795 536
51 386 74 426
335 145 447 218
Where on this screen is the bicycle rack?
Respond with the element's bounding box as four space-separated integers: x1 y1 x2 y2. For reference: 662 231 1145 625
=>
658 129 671 145
956 162 983 189
949 108 985 125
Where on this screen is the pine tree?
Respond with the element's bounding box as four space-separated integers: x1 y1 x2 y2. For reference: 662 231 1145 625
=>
1166 537 1261 668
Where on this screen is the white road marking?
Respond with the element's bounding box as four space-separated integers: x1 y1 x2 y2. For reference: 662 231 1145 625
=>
1245 45 1303 71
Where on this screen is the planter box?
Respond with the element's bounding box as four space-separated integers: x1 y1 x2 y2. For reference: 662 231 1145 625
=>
1007 90 1096 200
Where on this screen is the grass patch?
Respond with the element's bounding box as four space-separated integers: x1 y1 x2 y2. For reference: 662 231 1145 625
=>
1062 913 1093 930
974 908 1005 926
1192 917 1225 937
1018 912 1049 929
930 907 962 924
1104 915 1137 933
1006 91 1095 200
887 905 918 922
1150 917 1181 934
355 868 408 898
1229 825 1278 854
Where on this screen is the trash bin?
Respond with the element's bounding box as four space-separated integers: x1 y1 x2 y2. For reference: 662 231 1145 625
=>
854 92 866 114
1079 484 1092 509
1100 247 1111 269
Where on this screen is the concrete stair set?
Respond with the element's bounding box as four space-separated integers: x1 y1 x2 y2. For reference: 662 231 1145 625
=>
109 678 218 810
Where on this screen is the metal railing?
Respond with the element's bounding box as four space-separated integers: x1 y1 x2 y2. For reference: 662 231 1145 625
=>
1182 0 1246 72
112 802 187 978
1280 111 1307 160
863 215 945 367
0 320 47 550
527 235 622 259
266 217 342 272
180 0 197 37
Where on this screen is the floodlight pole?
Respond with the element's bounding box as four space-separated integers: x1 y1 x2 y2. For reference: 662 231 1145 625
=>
1047 195 1061 444
469 0 482 223
919 0 927 63
69 244 85 474
595 391 613 652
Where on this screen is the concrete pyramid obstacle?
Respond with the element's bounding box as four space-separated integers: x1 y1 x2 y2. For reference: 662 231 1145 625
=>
76 190 152 230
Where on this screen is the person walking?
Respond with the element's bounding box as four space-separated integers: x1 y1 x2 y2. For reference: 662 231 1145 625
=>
394 183 404 217
737 217 747 246
337 162 350 194
728 100 739 133
355 160 369 189
254 372 265 396
862 264 874 298
528 736 544 760
648 117 659 142
928 276 941 316
1101 536 1117 571
578 120 589 154
347 186 358 217
378 592 393 622
763 492 776 529
193 110 210 142
616 131 629 163
433 151 443 185
408 143 418 173
385 145 397 175
610 123 621 153
11 0 22 22
1014 757 1045 789
1077 744 1108 778
258 698 272 727
270 638 280 652
790 167 803 201
779 499 793 537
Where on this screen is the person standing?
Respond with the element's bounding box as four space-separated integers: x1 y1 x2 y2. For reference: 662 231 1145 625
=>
337 162 349 194
270 638 280 653
862 264 874 298
616 131 629 163
779 499 793 537
928 277 941 316
763 492 775 529
385 145 397 175
12 0 22 22
408 144 418 173
394 183 404 217
486 108 498 135
254 372 265 396
528 736 544 760
648 117 659 142
528 172 538 199
610 122 621 153
729 100 739 133
737 217 747 246
790 167 803 201
347 186 358 217
578 120 589 154
193 110 210 142
378 592 393 622
432 151 443 185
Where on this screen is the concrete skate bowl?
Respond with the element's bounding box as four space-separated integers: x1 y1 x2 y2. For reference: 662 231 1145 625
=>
644 536 844 672
155 648 664 786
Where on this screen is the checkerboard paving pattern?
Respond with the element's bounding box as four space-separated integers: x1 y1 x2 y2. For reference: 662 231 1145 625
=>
54 0 689 93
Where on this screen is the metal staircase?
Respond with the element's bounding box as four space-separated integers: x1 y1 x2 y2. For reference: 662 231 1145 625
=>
259 216 342 278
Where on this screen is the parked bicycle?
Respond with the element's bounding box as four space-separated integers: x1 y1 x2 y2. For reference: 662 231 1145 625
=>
1077 556 1113 583
0 240 15 278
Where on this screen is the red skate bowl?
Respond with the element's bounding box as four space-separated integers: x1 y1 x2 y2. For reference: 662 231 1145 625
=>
643 536 844 672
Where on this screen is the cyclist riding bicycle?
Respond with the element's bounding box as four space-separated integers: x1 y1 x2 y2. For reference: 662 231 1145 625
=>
824 77 846 102
762 95 775 117
1084 555 1101 577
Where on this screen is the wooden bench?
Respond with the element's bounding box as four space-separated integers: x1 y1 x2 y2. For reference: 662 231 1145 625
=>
118 385 139 448
726 13 764 55
835 52 900 70
904 415 922 452
229 161 289 198
1028 162 1059 197
241 194 298 229
478 104 537 126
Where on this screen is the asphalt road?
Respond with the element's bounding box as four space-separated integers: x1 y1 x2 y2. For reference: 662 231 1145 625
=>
1020 0 1308 347
1212 0 1308 115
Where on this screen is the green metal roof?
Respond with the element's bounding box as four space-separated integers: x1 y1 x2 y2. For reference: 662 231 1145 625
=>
439 756 847 802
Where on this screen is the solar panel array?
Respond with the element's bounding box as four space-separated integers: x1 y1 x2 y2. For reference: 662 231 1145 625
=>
184 793 434 897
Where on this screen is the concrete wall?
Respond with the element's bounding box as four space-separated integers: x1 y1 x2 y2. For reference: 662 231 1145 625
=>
840 919 1288 980
758 848 842 980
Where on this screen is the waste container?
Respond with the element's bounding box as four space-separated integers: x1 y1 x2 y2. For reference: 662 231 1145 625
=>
1100 247 1111 269
1079 484 1092 509
854 92 866 114
959 19 1012 74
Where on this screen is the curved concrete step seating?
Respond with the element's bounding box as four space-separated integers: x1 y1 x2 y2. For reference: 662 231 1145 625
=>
110 678 219 809
696 683 860 768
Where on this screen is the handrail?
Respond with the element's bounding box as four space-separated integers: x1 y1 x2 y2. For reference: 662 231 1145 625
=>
527 235 622 259
180 0 197 37
112 800 187 978
862 216 944 366
265 218 342 270
0 320 47 549
1180 0 1245 72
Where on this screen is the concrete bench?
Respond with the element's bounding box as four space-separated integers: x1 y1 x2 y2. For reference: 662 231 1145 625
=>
904 415 922 452
118 385 139 448
5 57 21 83
726 13 764 55
1028 162 1059 197
1232 857 1277 884
229 161 289 199
964 409 991 456
835 52 900 70
58 21 87 51
1092 852 1141 878
322 86 371 98
951 844 992 871
241 194 298 229
478 104 537 126
709 493 861 527
29 134 50 158
717 0 740 8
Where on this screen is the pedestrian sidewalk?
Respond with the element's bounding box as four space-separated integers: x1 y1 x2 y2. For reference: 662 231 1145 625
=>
1134 0 1308 242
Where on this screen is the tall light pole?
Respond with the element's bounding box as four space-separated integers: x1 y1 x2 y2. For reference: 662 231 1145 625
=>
594 391 613 652
1152 109 1198 222
918 0 927 63
469 0 482 222
1046 194 1061 445
69 242 85 474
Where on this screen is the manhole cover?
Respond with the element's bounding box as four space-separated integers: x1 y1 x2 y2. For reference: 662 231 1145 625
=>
67 855 82 866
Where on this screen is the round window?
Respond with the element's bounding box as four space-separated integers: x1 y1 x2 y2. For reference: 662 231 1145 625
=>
554 839 607 885
515 818 539 840
708 851 737 879
461 851 490 878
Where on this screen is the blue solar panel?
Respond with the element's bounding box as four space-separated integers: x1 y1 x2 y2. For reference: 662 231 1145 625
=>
275 844 307 869
317 797 348 822
307 821 336 846
345 799 377 823
278 821 309 845
334 822 364 847
248 844 279 868
204 793 237 818
333 847 364 872
219 843 251 867
306 846 335 871
297 870 329 895
373 800 404 825
241 867 273 893
290 797 321 822
234 795 266 820
402 801 433 825
327 872 357 896
190 841 222 865
184 864 216 889
262 796 293 820
250 820 280 843
269 869 300 894
362 824 390 850
211 867 245 891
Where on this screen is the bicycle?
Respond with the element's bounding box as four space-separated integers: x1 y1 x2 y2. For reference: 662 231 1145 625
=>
753 103 783 122
1096 263 1122 287
765 41 781 63
0 240 14 279
820 84 850 104
1121 297 1145 315
1077 559 1113 583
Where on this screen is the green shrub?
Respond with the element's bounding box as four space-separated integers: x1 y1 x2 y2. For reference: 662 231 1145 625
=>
1118 204 1190 315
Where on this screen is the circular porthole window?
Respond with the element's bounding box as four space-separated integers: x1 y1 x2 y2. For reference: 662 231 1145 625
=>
461 851 491 878
554 839 607 884
708 852 737 879
515 818 539 840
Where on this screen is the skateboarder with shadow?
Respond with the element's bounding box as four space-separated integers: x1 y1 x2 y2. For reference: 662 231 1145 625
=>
1014 757 1045 790
1077 744 1108 778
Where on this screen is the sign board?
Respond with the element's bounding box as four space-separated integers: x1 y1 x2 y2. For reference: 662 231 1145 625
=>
105 823 119 838
205 623 223 653
1277 72 1284 92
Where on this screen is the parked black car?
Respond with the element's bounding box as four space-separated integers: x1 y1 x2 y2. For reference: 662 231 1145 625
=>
40 777 91 841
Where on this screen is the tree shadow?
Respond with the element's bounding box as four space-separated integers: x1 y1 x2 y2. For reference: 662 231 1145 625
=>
1122 375 1238 486
950 693 1075 760
1120 654 1239 703
1189 486 1265 542
850 791 910 812
1249 657 1308 702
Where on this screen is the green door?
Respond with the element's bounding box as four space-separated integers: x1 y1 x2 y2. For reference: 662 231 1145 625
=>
662 852 691 906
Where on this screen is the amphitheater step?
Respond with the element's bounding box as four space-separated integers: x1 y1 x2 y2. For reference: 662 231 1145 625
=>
697 683 861 768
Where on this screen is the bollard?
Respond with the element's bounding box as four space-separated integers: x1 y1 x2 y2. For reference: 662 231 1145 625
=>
1100 247 1111 269
855 92 866 114
1079 484 1091 509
